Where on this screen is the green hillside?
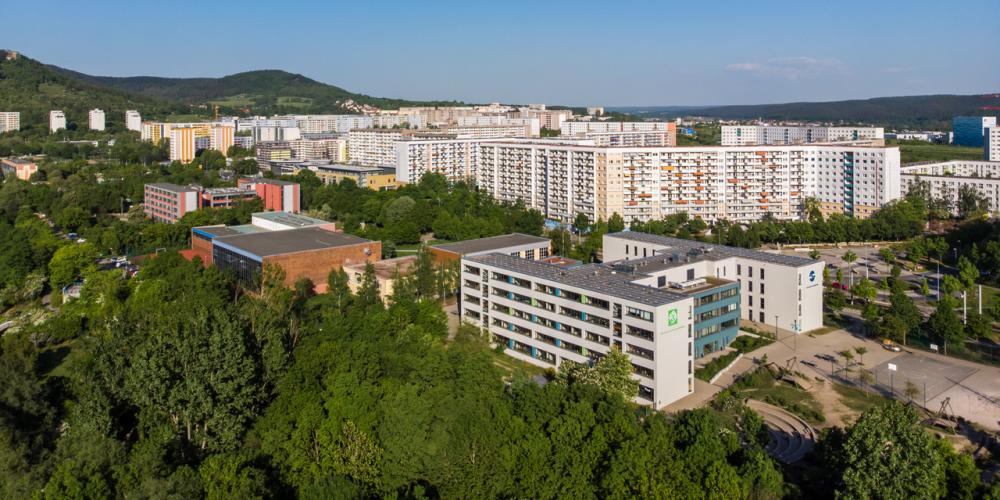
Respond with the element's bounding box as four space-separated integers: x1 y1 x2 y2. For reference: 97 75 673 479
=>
619 94 1000 129
0 50 193 135
53 66 467 115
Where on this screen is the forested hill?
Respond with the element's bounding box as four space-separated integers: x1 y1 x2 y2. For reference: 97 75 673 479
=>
50 65 467 115
0 50 189 133
617 93 1000 129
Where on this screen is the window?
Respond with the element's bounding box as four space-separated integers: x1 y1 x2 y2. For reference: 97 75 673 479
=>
759 311 765 322
747 295 753 306
643 248 648 257
626 306 653 322
760 283 765 294
760 298 765 308
748 281 753 292
760 268 765 279
737 264 742 275
525 249 535 260
657 276 666 287
748 266 753 277
686 268 695 280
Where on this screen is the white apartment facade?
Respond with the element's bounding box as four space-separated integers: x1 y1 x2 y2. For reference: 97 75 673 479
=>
348 129 405 167
88 109 106 131
49 111 66 133
987 127 1000 162
474 142 900 224
457 116 541 137
0 112 20 133
901 160 1000 216
561 121 674 136
125 110 142 132
721 125 884 146
372 114 424 129
395 138 483 183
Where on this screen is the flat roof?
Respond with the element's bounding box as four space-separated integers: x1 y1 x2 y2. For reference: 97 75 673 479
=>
215 227 370 257
1 158 35 165
251 211 329 227
344 255 417 279
146 182 199 193
433 233 550 256
467 253 688 307
607 232 814 268
193 224 270 238
314 164 387 174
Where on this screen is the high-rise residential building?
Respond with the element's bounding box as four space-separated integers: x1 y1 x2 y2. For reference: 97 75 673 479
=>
125 110 142 132
986 127 1000 162
349 129 406 167
720 125 884 146
238 177 301 213
561 121 675 136
520 108 572 131
0 112 20 133
169 127 197 163
952 116 997 147
458 231 823 407
395 137 483 183
49 111 66 133
88 109 105 131
371 114 424 129
473 141 900 224
901 160 1000 216
210 123 235 156
586 107 604 116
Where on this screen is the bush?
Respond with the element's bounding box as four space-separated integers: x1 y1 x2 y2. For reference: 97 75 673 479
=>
695 351 740 381
730 335 774 354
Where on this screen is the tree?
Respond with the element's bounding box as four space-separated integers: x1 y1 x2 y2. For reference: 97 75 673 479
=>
825 288 847 315
837 403 942 499
837 350 855 369
607 212 625 233
852 278 877 304
356 262 382 309
557 347 638 400
879 247 896 265
920 278 930 297
957 184 990 219
957 256 979 290
925 299 964 348
904 380 920 402
964 312 991 340
809 249 821 260
853 346 868 367
572 212 590 235
48 242 98 289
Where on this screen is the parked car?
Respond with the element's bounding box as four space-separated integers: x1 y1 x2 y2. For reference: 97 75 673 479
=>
881 339 902 352
831 282 841 289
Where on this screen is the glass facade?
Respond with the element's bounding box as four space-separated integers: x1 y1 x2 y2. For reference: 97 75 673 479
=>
691 282 741 358
953 116 991 147
212 245 263 288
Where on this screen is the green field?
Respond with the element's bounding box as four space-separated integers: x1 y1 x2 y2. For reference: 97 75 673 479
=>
276 96 314 108
895 141 984 164
208 94 258 107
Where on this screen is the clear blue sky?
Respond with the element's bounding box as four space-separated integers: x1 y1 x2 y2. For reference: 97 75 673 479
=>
6 0 999 106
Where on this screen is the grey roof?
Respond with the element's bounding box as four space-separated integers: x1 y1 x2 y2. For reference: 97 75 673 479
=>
215 227 370 257
314 164 386 174
433 233 550 256
146 182 198 193
466 253 689 307
606 232 814 268
252 211 329 228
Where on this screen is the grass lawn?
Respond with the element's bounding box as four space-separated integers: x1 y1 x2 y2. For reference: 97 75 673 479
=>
276 96 314 108
487 348 549 379
735 368 826 424
395 240 445 254
208 94 257 107
897 142 984 164
833 383 894 413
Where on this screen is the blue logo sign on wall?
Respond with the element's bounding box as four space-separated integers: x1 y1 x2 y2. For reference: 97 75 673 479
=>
808 270 816 282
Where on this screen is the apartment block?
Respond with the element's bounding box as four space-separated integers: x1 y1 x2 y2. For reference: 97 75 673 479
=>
125 110 141 132
88 109 105 131
721 125 884 146
475 142 900 224
395 137 483 183
584 130 677 147
901 160 1000 216
210 123 235 155
144 183 201 223
0 112 20 133
520 108 573 131
169 127 197 162
457 116 541 137
987 127 1000 162
49 111 66 133
372 114 424 129
561 121 675 136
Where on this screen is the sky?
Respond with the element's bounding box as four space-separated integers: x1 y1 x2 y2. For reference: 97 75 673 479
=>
5 0 999 106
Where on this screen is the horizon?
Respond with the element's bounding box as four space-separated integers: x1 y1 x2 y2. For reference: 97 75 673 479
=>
5 0 999 107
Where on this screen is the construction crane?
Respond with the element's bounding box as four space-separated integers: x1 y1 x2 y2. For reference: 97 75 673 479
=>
213 104 220 120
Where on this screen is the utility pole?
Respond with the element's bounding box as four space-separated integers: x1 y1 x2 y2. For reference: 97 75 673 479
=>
978 285 982 315
962 291 967 324
936 261 940 300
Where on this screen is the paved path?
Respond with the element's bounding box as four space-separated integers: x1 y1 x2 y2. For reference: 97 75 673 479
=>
747 399 817 464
